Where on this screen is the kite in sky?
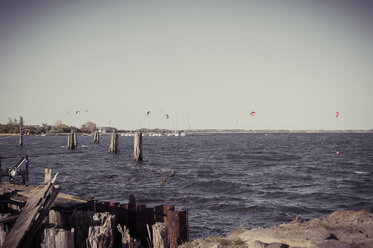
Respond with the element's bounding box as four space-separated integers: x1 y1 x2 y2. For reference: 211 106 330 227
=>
250 111 256 117
75 109 88 114
165 114 169 119
336 112 340 118
147 111 151 115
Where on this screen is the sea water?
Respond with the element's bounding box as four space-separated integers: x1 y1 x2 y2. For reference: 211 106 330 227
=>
1 133 372 240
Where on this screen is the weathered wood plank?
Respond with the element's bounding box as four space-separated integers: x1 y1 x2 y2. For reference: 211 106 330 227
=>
40 227 75 248
1 181 91 210
152 222 168 248
67 210 94 248
2 176 60 248
117 224 141 248
86 212 116 248
0 214 11 246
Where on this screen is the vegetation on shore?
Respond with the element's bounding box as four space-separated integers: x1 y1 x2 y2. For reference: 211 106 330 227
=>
0 118 97 135
1 117 372 135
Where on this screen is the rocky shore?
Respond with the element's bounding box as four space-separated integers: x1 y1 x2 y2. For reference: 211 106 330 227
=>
184 210 373 248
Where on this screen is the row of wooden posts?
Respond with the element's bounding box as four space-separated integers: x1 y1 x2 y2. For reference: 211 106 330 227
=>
68 130 143 161
17 116 143 161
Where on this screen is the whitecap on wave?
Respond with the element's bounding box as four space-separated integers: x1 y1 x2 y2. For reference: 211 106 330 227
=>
354 171 368 174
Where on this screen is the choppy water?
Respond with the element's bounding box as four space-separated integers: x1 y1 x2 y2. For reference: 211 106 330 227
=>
1 133 373 240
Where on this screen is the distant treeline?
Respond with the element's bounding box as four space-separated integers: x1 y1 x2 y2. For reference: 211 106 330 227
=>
0 118 97 135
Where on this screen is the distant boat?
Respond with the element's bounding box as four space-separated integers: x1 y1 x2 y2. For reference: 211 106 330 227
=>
121 133 134 137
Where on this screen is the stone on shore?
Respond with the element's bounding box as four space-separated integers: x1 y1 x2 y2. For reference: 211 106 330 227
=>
181 209 373 248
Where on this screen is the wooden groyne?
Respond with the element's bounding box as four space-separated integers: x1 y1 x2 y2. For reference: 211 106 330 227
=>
19 116 23 147
109 130 119 154
68 130 78 150
134 131 143 162
0 179 188 248
93 131 100 144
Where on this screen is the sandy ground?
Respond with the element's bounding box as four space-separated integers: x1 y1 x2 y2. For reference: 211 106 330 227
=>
182 210 373 248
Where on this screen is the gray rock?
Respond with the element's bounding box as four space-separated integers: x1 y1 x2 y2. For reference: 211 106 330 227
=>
248 240 267 248
267 243 289 248
248 241 289 248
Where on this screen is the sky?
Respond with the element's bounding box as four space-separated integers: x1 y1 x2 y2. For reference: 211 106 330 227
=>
1 0 372 130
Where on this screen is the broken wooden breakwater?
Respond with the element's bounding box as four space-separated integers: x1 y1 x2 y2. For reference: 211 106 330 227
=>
0 181 188 248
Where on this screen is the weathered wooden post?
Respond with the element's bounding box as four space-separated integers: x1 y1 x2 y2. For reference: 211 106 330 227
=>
152 222 168 248
87 212 116 248
134 131 143 162
41 228 74 248
25 155 29 181
19 116 23 146
93 130 100 144
44 168 52 184
74 131 77 148
68 130 77 149
109 130 119 154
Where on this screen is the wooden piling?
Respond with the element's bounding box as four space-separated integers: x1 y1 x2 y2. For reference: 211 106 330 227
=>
109 130 119 154
166 210 188 248
44 168 52 184
152 223 168 248
19 116 23 146
74 131 77 148
25 155 29 181
41 228 74 248
134 131 143 162
93 131 99 144
0 215 10 246
87 212 116 248
117 224 141 248
68 130 77 150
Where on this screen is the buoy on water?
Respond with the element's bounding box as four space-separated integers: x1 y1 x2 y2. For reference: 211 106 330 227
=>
336 151 340 155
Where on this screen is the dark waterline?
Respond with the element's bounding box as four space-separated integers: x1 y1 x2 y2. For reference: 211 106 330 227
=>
1 133 372 240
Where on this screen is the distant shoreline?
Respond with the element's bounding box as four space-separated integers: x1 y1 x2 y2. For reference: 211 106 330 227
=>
188 129 373 134
1 129 372 136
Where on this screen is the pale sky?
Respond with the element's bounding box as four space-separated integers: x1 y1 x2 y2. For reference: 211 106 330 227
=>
1 0 372 130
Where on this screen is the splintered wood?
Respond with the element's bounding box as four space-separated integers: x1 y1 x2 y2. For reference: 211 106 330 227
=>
152 223 168 248
87 212 115 248
40 227 74 248
118 224 141 248
2 176 60 248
